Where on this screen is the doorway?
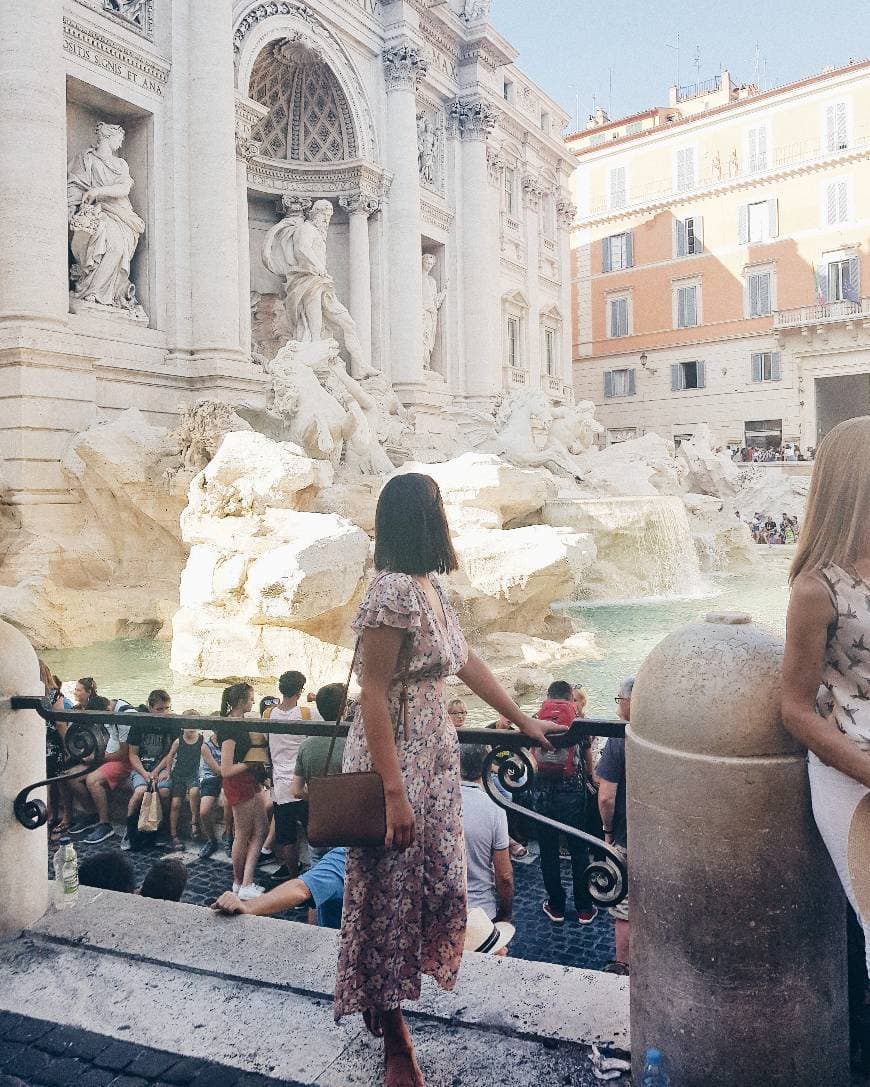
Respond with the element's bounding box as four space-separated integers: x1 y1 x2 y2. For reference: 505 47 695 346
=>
815 374 870 443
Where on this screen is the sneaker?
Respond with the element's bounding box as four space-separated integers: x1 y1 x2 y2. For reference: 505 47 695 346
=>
198 839 219 860
120 832 131 852
82 822 115 845
169 837 185 852
258 848 274 862
232 882 241 895
542 899 565 924
603 960 630 976
238 883 265 901
68 814 99 836
269 865 293 881
577 907 599 925
222 833 234 853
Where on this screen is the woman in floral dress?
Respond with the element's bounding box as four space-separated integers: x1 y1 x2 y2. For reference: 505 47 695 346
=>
334 472 553 1087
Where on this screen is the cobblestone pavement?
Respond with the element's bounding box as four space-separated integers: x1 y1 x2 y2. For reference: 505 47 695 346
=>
0 1010 305 1087
54 829 616 971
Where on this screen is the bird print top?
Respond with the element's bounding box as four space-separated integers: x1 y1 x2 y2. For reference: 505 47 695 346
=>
817 564 870 751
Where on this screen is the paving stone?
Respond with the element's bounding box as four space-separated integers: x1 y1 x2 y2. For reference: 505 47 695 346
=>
93 1042 138 1072
160 1058 210 1085
75 1069 118 1087
125 1050 176 1080
64 1029 112 1062
188 1066 243 1087
7 1045 50 1081
1 1016 53 1045
107 1076 150 1087
33 1024 78 1057
0 1017 23 1042
36 1055 89 1086
0 1041 26 1071
0 1074 29 1087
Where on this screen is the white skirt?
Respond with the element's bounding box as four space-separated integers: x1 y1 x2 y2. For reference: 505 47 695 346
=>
808 752 870 972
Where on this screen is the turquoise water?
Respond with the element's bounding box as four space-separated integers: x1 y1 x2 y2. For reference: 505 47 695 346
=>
43 550 792 722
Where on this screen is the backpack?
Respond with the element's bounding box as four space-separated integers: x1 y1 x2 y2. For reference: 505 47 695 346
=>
532 699 584 779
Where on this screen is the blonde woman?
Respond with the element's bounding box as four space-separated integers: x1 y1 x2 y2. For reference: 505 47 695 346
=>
446 698 467 729
782 417 870 965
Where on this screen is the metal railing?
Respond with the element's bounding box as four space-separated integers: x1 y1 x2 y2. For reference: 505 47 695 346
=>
676 75 723 102
773 297 870 329
10 699 628 908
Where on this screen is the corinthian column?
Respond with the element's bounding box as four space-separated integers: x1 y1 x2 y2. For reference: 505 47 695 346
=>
451 96 500 401
0 0 67 324
382 44 428 397
186 0 246 368
339 195 379 375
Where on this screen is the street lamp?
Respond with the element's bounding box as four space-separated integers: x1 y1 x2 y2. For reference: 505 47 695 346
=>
640 351 648 368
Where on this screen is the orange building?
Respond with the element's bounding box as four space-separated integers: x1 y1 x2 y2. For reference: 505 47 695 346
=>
568 61 870 450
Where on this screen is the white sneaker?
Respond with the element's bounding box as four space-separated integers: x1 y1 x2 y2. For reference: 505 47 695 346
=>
238 883 264 901
232 882 240 895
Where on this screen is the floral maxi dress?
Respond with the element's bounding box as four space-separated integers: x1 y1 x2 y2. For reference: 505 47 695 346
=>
334 572 469 1018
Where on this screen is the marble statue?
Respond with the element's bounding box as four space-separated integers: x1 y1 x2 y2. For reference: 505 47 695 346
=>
67 122 146 319
420 253 447 370
550 400 604 455
250 292 290 364
462 0 492 20
417 113 438 186
171 400 252 473
104 0 146 26
486 390 589 478
261 198 372 377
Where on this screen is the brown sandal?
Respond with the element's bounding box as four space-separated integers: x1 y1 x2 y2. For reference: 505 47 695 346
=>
362 1008 384 1038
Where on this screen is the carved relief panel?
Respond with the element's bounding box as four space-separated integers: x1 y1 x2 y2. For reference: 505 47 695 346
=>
415 100 445 196
100 0 153 37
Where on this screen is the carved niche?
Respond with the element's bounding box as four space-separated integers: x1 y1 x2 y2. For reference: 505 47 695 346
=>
101 0 153 37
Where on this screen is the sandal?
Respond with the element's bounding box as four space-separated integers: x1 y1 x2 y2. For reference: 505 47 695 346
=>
170 837 185 852
509 842 528 860
603 960 630 976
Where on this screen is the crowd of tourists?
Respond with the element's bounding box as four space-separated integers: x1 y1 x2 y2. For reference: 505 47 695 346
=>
739 510 801 544
734 443 813 462
38 414 870 1087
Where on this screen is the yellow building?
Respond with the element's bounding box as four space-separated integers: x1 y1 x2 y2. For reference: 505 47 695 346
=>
568 61 870 451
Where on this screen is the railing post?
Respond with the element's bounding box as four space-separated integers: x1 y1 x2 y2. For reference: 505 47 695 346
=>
0 620 48 935
627 612 848 1087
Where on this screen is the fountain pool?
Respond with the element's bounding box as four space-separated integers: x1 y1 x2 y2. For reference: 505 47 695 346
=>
41 550 792 723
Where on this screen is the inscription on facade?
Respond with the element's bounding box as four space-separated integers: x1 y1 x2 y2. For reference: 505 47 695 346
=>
63 16 170 97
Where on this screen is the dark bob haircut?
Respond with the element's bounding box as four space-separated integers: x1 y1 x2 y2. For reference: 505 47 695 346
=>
373 473 458 576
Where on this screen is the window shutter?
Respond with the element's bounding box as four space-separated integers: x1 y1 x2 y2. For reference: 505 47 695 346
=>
751 353 763 382
757 127 768 170
627 368 636 396
671 363 681 391
837 181 848 224
686 286 697 326
693 215 704 253
749 275 759 316
738 205 749 244
604 371 614 398
625 232 634 268
767 199 779 239
696 360 706 389
828 102 848 151
825 182 837 225
826 104 837 152
675 218 687 257
602 238 612 273
748 127 758 171
771 352 782 381
848 255 860 298
759 274 771 315
676 288 686 327
816 264 829 304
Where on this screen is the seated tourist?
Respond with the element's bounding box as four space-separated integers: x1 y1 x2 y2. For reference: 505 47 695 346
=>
197 731 224 860
124 689 178 851
447 698 468 729
140 857 188 902
460 745 513 925
74 697 138 845
78 850 136 894
598 677 633 975
166 719 204 850
268 670 320 879
212 847 347 929
289 682 346 869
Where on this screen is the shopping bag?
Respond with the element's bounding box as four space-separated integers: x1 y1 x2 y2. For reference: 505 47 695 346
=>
138 783 162 833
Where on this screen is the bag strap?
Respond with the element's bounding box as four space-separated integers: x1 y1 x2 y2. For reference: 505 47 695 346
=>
321 620 412 777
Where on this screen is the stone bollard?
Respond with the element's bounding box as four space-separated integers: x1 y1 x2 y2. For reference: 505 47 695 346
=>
628 612 848 1087
0 619 48 936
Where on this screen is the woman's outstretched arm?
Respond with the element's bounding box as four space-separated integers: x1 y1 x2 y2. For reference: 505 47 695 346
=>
458 650 553 750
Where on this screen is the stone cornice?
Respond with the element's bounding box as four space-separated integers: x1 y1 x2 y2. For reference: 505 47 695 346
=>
420 195 454 232
383 44 429 92
339 194 382 216
447 95 499 141
246 157 392 201
62 13 170 97
557 197 577 228
521 173 545 208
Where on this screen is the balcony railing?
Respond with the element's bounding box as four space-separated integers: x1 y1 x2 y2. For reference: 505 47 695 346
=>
774 297 870 330
503 365 529 388
676 75 723 102
541 373 569 399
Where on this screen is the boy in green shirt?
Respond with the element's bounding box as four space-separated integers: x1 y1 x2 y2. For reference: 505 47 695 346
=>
292 682 346 863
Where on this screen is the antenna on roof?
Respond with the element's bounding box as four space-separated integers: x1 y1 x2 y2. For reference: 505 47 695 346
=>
753 42 761 86
609 66 614 115
693 45 702 76
666 32 681 87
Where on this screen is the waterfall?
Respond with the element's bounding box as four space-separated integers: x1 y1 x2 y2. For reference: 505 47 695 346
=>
544 495 709 602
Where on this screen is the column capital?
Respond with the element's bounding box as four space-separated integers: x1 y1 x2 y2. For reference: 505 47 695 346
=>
383 44 429 92
521 174 545 209
339 194 381 217
447 96 500 141
556 196 577 228
235 130 261 162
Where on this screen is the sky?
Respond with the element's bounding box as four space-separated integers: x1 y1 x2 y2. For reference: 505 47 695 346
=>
492 0 870 131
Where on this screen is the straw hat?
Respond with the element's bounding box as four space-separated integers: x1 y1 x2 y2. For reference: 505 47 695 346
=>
848 794 870 917
463 907 515 955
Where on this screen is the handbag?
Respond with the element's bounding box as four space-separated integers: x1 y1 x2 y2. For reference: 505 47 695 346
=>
138 783 162 834
307 629 409 849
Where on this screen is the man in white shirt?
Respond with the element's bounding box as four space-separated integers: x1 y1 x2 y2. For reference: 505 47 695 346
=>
266 670 321 877
460 745 513 924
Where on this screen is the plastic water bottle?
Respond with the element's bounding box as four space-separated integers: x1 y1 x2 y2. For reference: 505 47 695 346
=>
641 1048 671 1087
52 836 79 910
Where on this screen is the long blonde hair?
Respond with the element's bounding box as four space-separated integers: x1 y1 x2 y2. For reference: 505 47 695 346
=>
790 416 870 583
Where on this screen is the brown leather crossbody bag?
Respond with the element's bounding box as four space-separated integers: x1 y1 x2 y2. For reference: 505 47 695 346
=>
307 629 410 850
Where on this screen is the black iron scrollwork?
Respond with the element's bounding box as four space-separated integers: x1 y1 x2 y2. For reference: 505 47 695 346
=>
13 714 107 831
481 745 628 908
